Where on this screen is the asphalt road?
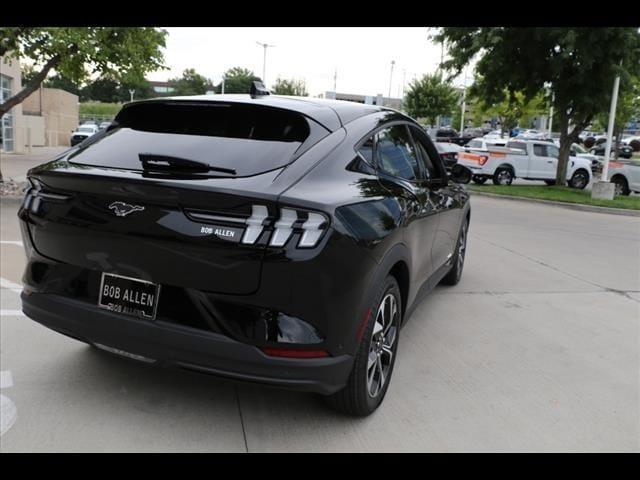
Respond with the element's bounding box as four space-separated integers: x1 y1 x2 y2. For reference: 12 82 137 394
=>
1 194 638 452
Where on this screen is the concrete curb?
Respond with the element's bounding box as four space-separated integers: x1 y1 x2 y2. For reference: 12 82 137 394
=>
468 190 640 217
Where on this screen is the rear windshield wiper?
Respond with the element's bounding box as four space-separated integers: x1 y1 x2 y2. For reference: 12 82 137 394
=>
139 153 236 175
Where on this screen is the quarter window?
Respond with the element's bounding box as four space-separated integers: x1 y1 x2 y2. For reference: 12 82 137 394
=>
409 126 441 180
375 125 422 181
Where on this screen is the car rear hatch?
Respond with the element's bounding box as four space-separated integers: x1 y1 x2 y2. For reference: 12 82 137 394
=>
22 99 330 295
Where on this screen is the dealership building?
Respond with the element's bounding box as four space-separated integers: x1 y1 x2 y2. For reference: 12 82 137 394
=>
1 54 79 153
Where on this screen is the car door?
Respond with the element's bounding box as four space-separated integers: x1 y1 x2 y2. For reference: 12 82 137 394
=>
373 124 439 286
408 125 463 275
530 143 557 179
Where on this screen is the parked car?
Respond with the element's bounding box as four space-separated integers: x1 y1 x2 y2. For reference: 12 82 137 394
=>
435 141 464 170
426 127 471 146
458 139 593 188
608 160 640 196
570 143 603 174
70 124 100 146
589 142 633 159
99 121 112 130
19 89 473 417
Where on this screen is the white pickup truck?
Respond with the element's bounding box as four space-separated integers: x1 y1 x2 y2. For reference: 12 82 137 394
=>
458 139 593 189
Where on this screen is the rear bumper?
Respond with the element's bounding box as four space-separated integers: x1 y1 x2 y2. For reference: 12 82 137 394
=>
21 291 354 394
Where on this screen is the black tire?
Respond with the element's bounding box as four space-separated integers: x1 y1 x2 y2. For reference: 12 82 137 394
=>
441 216 469 286
492 167 514 185
544 180 556 186
472 175 488 185
568 169 590 189
325 275 401 416
612 175 630 196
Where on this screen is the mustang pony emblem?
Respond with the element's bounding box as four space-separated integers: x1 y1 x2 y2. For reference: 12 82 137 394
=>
108 201 145 217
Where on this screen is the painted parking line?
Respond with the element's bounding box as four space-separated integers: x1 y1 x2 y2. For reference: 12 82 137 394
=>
0 278 22 294
0 241 23 247
0 371 17 437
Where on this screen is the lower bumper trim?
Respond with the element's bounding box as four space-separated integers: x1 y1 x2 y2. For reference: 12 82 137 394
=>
21 291 353 394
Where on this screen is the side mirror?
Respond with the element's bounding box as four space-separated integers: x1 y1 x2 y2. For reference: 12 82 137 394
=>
448 164 472 184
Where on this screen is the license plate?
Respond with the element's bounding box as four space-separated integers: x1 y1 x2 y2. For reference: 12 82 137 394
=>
98 273 160 320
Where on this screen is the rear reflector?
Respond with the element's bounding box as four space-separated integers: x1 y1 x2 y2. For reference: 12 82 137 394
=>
261 347 329 358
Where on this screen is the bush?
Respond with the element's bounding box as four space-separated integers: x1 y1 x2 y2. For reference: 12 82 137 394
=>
79 102 122 117
584 137 596 148
630 140 640 152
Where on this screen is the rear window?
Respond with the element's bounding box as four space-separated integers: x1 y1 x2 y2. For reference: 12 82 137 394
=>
68 101 327 177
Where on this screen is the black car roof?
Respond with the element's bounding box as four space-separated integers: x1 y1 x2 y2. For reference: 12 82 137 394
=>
122 94 392 132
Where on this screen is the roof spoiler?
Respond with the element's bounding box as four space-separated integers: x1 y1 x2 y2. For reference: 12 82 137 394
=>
250 80 270 98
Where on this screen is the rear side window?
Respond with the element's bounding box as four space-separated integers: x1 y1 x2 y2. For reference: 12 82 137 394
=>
67 102 327 177
507 141 527 154
533 144 546 156
375 125 422 181
468 140 483 148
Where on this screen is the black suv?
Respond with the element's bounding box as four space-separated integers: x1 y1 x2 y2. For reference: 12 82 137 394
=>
18 86 472 416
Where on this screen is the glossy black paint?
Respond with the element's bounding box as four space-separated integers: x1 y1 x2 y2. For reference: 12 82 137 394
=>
18 95 470 394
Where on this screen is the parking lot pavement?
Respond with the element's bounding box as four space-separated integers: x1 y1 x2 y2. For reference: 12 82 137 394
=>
1 195 638 452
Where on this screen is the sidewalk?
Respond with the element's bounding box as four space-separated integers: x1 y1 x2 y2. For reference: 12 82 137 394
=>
1 146 70 183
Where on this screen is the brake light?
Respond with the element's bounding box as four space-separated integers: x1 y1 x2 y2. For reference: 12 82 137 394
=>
478 155 488 166
269 208 329 248
261 347 329 358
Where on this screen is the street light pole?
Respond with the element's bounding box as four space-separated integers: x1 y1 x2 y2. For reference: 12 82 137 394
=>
129 89 134 102
548 90 555 138
256 41 275 86
601 73 621 182
221 74 225 94
460 69 468 133
388 60 395 99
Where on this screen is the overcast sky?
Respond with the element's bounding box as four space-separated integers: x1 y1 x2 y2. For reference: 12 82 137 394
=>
147 27 466 97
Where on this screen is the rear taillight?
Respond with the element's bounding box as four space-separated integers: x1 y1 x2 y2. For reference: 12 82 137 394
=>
239 205 329 249
478 155 488 166
261 347 329 358
269 208 329 249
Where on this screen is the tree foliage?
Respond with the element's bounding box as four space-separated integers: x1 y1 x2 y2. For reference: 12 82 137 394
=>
434 27 640 184
0 27 167 116
404 73 459 125
168 68 213 96
216 67 262 94
471 85 546 136
272 77 308 96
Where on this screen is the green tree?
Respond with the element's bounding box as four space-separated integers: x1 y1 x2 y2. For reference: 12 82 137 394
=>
118 78 155 102
471 85 546 136
272 77 308 96
404 73 459 126
44 74 82 97
0 27 167 117
216 67 261 94
80 77 120 102
594 75 640 158
168 68 212 96
435 27 640 184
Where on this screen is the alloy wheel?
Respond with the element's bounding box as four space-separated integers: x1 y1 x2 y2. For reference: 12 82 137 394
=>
367 293 399 398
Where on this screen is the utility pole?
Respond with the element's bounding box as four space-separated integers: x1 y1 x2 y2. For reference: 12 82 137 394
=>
129 89 134 102
333 68 337 92
388 60 395 99
256 41 275 86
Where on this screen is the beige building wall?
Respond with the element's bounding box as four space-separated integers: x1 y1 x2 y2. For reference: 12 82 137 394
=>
0 55 26 153
23 88 79 147
22 114 46 146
